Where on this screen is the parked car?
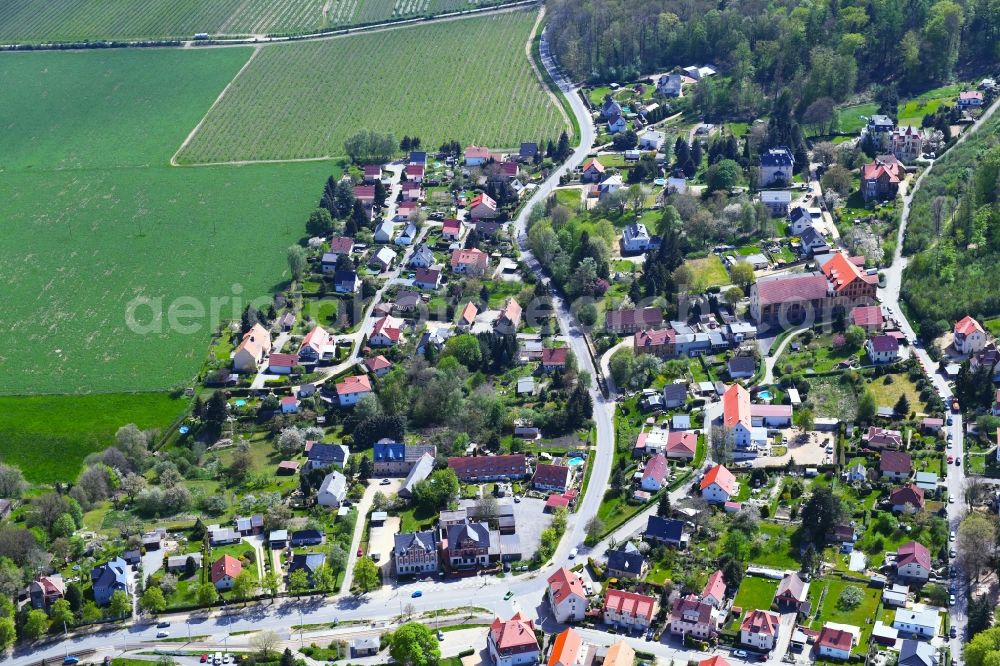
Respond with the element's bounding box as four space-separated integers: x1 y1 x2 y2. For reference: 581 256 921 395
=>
733 650 748 659
411 590 423 598
63 658 79 665
437 630 444 641
156 630 170 638
569 548 578 559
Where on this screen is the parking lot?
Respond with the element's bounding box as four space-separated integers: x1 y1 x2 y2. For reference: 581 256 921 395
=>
751 429 832 468
457 495 552 560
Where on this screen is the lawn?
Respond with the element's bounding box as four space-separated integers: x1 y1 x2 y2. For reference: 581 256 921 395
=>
897 83 964 125
0 0 514 43
805 375 859 421
746 522 799 569
775 332 857 374
732 576 778 611
809 577 881 650
177 10 568 163
0 47 336 396
866 373 927 414
0 393 185 483
682 255 729 291
836 102 878 134
553 188 583 210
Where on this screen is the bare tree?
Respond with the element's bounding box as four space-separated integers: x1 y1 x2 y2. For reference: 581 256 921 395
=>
957 513 997 582
251 631 281 659
931 196 956 236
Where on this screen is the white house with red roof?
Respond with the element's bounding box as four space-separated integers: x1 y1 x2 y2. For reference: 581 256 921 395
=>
487 612 540 666
890 484 925 512
862 156 904 201
604 589 657 629
547 567 588 622
414 267 442 290
665 431 697 460
640 453 669 492
722 384 754 449
817 623 859 660
669 594 722 639
866 334 900 364
896 541 931 582
362 164 382 183
280 396 298 414
740 609 780 650
700 464 737 503
457 301 479 330
211 554 242 590
469 193 498 220
298 325 331 364
328 235 354 256
581 158 606 182
494 298 522 335
404 164 424 183
363 355 392 378
701 570 727 608
335 374 372 407
541 347 568 371
450 247 489 275
954 316 987 355
465 145 491 166
233 323 272 373
958 90 984 108
441 218 463 240
851 305 884 333
533 463 571 493
862 426 903 450
369 315 404 347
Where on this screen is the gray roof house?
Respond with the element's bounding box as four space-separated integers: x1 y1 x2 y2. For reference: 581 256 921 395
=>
662 383 687 408
799 226 830 256
306 442 349 471
399 452 435 498
899 639 938 666
287 553 326 586
91 557 129 606
317 471 347 507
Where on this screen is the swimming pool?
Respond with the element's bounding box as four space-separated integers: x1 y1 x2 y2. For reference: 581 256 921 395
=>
233 399 246 407
758 390 773 401
653 178 666 186
567 457 585 466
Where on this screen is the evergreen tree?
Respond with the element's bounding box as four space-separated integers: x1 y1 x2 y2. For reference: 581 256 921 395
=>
557 131 570 160
657 493 671 517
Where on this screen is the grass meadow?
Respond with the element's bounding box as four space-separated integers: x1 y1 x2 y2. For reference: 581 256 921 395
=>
176 10 567 163
0 393 185 483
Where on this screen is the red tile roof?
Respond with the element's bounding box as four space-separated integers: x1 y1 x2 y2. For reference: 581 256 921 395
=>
372 316 403 342
897 541 931 571
604 589 656 620
300 326 330 355
754 273 829 307
459 301 478 323
547 567 586 605
545 494 571 509
582 158 605 173
450 248 489 269
269 353 297 369
741 609 780 636
880 451 912 475
821 252 877 293
442 218 461 235
404 164 424 177
862 158 904 184
700 657 731 666
702 570 726 601
364 355 392 372
955 315 984 337
868 334 899 353
642 453 668 485
700 464 736 495
336 374 372 395
634 328 676 349
466 145 491 160
211 554 242 584
890 483 925 508
448 455 526 480
548 628 583 666
723 384 751 429
470 193 497 210
851 305 884 328
818 625 856 652
329 236 354 254
489 612 537 652
353 185 376 201
541 347 568 366
533 463 570 489
666 431 697 456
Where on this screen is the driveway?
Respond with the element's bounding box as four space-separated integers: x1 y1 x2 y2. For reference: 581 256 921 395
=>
340 478 402 593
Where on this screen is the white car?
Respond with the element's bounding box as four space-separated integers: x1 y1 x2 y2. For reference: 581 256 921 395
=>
733 650 749 659
569 548 578 559
950 531 956 541
156 630 169 638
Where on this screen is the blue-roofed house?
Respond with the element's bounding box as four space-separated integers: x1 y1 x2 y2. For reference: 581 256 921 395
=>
334 270 360 294
758 148 794 187
91 557 129 606
373 439 406 475
290 529 324 547
305 442 349 471
287 553 327 587
606 543 648 579
644 516 687 548
672 415 692 430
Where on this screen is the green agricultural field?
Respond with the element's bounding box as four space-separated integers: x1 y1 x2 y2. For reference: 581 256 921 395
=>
177 10 567 163
0 48 335 397
0 393 185 483
0 0 514 43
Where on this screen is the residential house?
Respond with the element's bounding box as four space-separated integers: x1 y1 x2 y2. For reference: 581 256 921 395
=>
604 589 657 630
958 91 984 108
29 575 66 609
867 115 896 144
896 541 932 583
852 305 885 333
408 151 427 166
280 396 298 413
663 383 687 408
605 307 664 334
409 243 435 269
334 269 360 294
760 190 792 216
598 174 624 199
166 553 201 573
328 235 354 257
208 525 240 546
369 246 397 272
234 514 264 536
702 570 727 608
638 129 666 151
441 218 462 240
91 558 129 606
494 298 522 335
287 553 326 587
657 73 683 96
547 567 588 622
727 355 756 379
606 543 648 580
607 114 627 133
457 301 478 330
233 323 272 373
540 347 568 372
635 328 677 358
448 455 527 482
880 451 912 482
519 142 539 161
890 484 925 512
350 637 379 658
644 515 687 547
954 315 987 355
373 440 436 476
788 207 815 235
469 193 498 220
669 594 720 639
604 642 636 666
798 226 830 257
893 608 938 638
701 464 737 503
374 221 395 243
394 290 422 313
370 315 404 347
581 158 606 182
305 442 349 471
465 145 491 166
759 148 794 187
723 384 754 449
405 163 424 183
534 464 571 493
364 355 392 377
335 374 372 407
866 335 900 363
488 612 540 666
601 96 623 119
394 531 438 575
890 125 924 161
622 222 653 253
862 156 905 202
740 609 780 651
353 185 376 219
399 452 435 498
640 453 669 492
401 183 422 204
749 272 829 327
548 628 587 666
899 640 938 666
445 521 491 569
396 222 418 246
317 471 347 507
774 572 810 614
665 431 697 460
817 624 859 660
362 164 382 183
846 462 868 483
210 555 242 591
863 426 903 450
290 530 324 547
450 248 489 275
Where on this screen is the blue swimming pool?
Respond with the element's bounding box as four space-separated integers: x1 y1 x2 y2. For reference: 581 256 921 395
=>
567 457 585 466
758 391 773 401
233 399 246 407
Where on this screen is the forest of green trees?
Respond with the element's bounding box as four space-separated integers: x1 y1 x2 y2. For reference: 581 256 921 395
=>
901 112 1000 336
547 0 992 116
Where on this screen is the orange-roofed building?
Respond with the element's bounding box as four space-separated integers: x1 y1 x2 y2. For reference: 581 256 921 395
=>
457 301 479 330
862 156 904 201
603 642 635 666
494 298 522 335
233 323 272 373
700 464 737 503
547 567 587 622
820 252 877 301
603 589 657 629
547 628 587 666
723 384 753 449
210 554 242 590
954 315 987 355
700 657 732 666
488 612 539 666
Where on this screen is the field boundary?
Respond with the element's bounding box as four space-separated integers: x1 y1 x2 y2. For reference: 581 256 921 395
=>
170 46 262 166
525 7 571 138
